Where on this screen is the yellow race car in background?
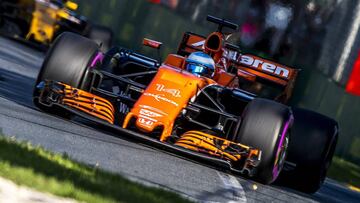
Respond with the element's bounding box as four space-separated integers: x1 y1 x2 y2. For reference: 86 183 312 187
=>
0 0 112 51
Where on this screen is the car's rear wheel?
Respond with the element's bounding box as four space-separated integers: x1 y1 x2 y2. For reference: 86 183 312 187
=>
33 32 99 113
236 98 293 184
276 108 338 193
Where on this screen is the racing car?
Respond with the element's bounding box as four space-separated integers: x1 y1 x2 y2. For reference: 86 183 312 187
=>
33 15 338 193
0 0 112 51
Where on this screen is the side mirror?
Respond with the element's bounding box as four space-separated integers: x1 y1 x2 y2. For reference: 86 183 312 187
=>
143 38 162 49
66 1 78 11
143 38 163 63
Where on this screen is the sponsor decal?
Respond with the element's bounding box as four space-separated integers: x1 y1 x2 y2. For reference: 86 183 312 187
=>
143 93 179 107
222 51 290 78
119 103 129 114
137 108 162 127
139 105 168 115
239 55 289 78
155 84 181 98
138 118 154 127
117 90 130 114
139 109 162 119
138 115 157 122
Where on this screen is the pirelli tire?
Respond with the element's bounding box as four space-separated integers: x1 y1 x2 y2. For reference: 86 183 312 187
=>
277 108 339 193
33 32 99 112
236 98 292 184
89 25 113 52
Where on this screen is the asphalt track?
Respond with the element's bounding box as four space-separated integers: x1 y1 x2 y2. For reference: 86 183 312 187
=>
0 36 359 203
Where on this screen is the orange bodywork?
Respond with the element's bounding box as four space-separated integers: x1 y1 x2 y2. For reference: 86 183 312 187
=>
214 70 238 87
123 65 215 141
119 64 260 160
163 54 186 69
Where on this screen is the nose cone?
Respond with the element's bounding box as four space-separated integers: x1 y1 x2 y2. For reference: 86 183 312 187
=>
126 66 206 141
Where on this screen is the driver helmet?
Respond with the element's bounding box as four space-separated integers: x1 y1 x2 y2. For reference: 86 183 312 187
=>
185 52 215 77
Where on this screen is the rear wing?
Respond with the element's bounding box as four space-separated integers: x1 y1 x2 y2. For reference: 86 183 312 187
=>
177 32 299 85
223 50 299 103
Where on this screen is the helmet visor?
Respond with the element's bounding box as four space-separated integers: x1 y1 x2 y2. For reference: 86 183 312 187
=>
186 63 211 77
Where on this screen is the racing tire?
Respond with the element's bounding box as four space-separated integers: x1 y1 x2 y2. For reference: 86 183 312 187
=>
276 108 338 193
236 98 292 184
33 32 99 114
89 25 113 52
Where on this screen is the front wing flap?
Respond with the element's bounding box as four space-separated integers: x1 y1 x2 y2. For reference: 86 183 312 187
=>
36 81 115 124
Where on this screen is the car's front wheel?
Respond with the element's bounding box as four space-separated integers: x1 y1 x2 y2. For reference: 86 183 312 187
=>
236 98 293 184
33 32 99 112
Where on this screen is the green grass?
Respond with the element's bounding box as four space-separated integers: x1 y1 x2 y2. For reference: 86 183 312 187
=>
0 135 191 203
328 156 360 188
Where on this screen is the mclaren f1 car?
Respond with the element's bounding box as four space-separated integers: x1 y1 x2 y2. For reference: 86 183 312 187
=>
33 16 338 193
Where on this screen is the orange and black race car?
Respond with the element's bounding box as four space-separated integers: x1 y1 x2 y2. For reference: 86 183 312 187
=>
33 16 338 193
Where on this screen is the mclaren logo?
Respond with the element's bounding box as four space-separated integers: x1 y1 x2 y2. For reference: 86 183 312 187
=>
239 55 290 78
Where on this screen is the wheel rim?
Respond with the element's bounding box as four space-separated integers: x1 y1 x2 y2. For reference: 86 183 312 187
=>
273 133 289 181
272 118 292 181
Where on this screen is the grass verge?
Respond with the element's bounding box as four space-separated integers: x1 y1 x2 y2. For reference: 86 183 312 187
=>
328 156 360 189
0 135 190 203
